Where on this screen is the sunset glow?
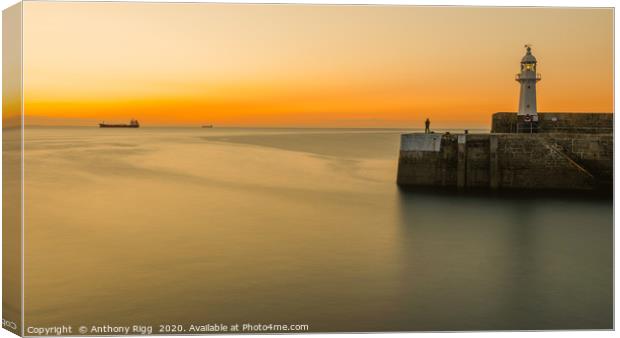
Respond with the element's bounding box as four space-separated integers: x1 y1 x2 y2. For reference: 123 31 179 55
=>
22 3 613 128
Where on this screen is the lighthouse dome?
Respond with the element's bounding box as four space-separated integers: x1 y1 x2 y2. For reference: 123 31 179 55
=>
521 46 537 63
521 53 537 63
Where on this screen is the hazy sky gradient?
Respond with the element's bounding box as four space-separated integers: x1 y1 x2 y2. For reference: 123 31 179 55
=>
23 2 613 127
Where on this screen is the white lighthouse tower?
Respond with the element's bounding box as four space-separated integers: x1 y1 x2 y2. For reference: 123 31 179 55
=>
516 45 541 121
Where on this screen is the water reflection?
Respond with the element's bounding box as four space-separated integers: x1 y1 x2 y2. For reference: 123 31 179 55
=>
22 127 612 332
396 188 612 330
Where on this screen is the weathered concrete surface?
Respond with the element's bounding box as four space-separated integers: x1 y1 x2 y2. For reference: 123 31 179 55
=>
400 133 442 152
492 112 613 134
397 133 612 191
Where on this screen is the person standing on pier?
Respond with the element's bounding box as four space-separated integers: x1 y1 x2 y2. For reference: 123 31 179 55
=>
424 118 431 133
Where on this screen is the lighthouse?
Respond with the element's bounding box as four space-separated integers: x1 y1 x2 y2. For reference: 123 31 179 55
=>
516 45 541 121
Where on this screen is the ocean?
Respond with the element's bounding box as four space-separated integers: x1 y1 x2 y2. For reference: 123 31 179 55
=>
21 127 612 332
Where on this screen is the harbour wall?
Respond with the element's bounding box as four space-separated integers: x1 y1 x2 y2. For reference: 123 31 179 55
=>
396 133 612 191
492 112 613 134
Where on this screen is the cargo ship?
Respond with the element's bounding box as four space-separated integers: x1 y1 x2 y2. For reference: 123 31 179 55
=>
99 119 140 128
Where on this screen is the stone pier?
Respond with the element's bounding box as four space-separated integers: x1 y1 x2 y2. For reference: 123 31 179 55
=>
397 132 612 191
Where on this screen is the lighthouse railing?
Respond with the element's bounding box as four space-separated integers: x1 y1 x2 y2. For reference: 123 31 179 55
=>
515 73 542 81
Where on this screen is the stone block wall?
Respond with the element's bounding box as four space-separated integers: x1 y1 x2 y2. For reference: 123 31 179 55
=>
397 134 458 187
491 112 613 134
491 113 519 133
397 133 612 191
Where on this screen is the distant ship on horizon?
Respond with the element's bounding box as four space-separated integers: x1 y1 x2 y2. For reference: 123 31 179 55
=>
202 125 214 128
99 119 140 128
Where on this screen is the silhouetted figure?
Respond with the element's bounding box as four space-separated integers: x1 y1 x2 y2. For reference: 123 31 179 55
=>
424 118 430 134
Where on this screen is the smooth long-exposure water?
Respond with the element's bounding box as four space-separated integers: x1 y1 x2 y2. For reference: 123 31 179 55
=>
22 127 612 332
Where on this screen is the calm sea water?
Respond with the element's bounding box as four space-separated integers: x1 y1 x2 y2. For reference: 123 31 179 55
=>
23 127 612 332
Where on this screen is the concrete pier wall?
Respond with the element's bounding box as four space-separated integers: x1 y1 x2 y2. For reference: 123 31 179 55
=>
492 112 613 134
397 133 612 191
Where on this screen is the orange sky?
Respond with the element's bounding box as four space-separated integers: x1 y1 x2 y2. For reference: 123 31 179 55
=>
22 2 613 128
